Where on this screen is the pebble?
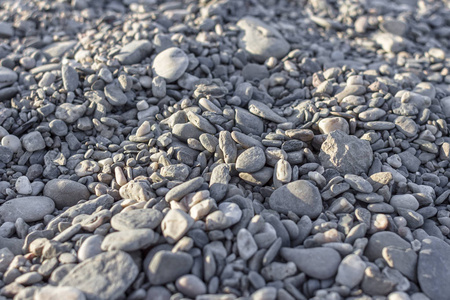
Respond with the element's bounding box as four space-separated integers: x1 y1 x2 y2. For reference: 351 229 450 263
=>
335 254 366 288
43 179 90 209
104 84 128 106
35 286 86 300
77 235 103 261
237 228 258 260
365 231 411 261
161 209 194 244
22 131 46 152
280 247 341 279
0 67 18 88
101 229 154 251
152 47 189 83
0 196 55 222
237 16 290 62
319 130 373 175
62 65 79 92
111 209 162 231
235 146 266 173
165 177 204 202
269 180 322 218
15 176 32 195
175 275 207 298
318 117 349 134
114 40 152 65
59 251 138 300
145 250 193 285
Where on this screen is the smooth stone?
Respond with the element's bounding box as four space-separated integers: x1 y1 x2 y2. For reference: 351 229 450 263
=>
239 167 273 186
49 119 69 136
383 246 417 281
280 247 341 279
22 131 46 152
0 196 55 222
101 229 154 251
175 275 207 298
111 209 163 231
152 47 188 83
336 254 366 288
269 180 322 218
237 16 290 63
0 145 13 163
161 209 194 244
62 65 79 92
15 178 31 198
35 286 86 300
165 177 204 202
250 287 277 300
172 123 203 142
243 64 270 82
365 231 410 261
44 179 90 209
0 22 13 38
418 237 450 300
390 194 419 211
145 250 193 285
236 146 266 173
0 67 18 88
0 248 14 272
248 100 286 123
77 235 103 261
59 251 138 300
318 117 349 134
146 286 171 300
235 107 264 136
1 135 21 153
104 84 128 106
43 41 77 57
319 130 373 175
114 40 152 65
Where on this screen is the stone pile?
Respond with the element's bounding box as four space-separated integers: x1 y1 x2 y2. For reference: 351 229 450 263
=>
0 0 450 299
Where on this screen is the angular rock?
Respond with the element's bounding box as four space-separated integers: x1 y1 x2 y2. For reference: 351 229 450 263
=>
319 130 373 175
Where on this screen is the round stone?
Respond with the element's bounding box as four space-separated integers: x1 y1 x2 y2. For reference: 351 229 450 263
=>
318 117 349 134
175 275 207 298
235 146 266 173
1 135 21 153
269 180 322 218
0 196 55 223
152 47 189 83
43 179 90 209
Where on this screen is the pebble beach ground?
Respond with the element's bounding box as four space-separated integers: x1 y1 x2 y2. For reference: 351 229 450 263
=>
0 0 450 299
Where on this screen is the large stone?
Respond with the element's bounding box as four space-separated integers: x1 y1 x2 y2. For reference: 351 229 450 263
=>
269 180 322 218
152 47 189 82
235 107 264 136
237 16 290 63
418 237 450 300
236 146 266 173
280 247 341 279
319 130 373 175
114 40 152 65
0 67 18 89
59 251 138 300
364 231 410 261
0 196 55 223
43 41 77 57
44 179 90 209
101 229 154 251
145 250 193 285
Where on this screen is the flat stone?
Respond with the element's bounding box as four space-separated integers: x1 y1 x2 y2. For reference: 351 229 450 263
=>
44 179 90 209
418 237 450 300
280 247 341 279
145 250 193 285
236 146 266 173
0 196 55 223
101 229 154 251
0 22 13 38
237 16 290 63
104 84 128 106
390 194 419 211
35 286 86 300
383 246 417 281
152 47 188 82
0 67 18 89
111 209 163 231
319 130 373 175
235 107 264 136
365 231 411 261
165 177 204 202
395 116 417 137
269 180 322 218
239 167 273 186
43 41 77 57
248 100 286 123
114 40 152 65
59 251 138 300
344 174 373 193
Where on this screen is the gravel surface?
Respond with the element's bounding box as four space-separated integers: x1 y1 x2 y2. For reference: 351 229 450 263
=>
1 0 450 299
